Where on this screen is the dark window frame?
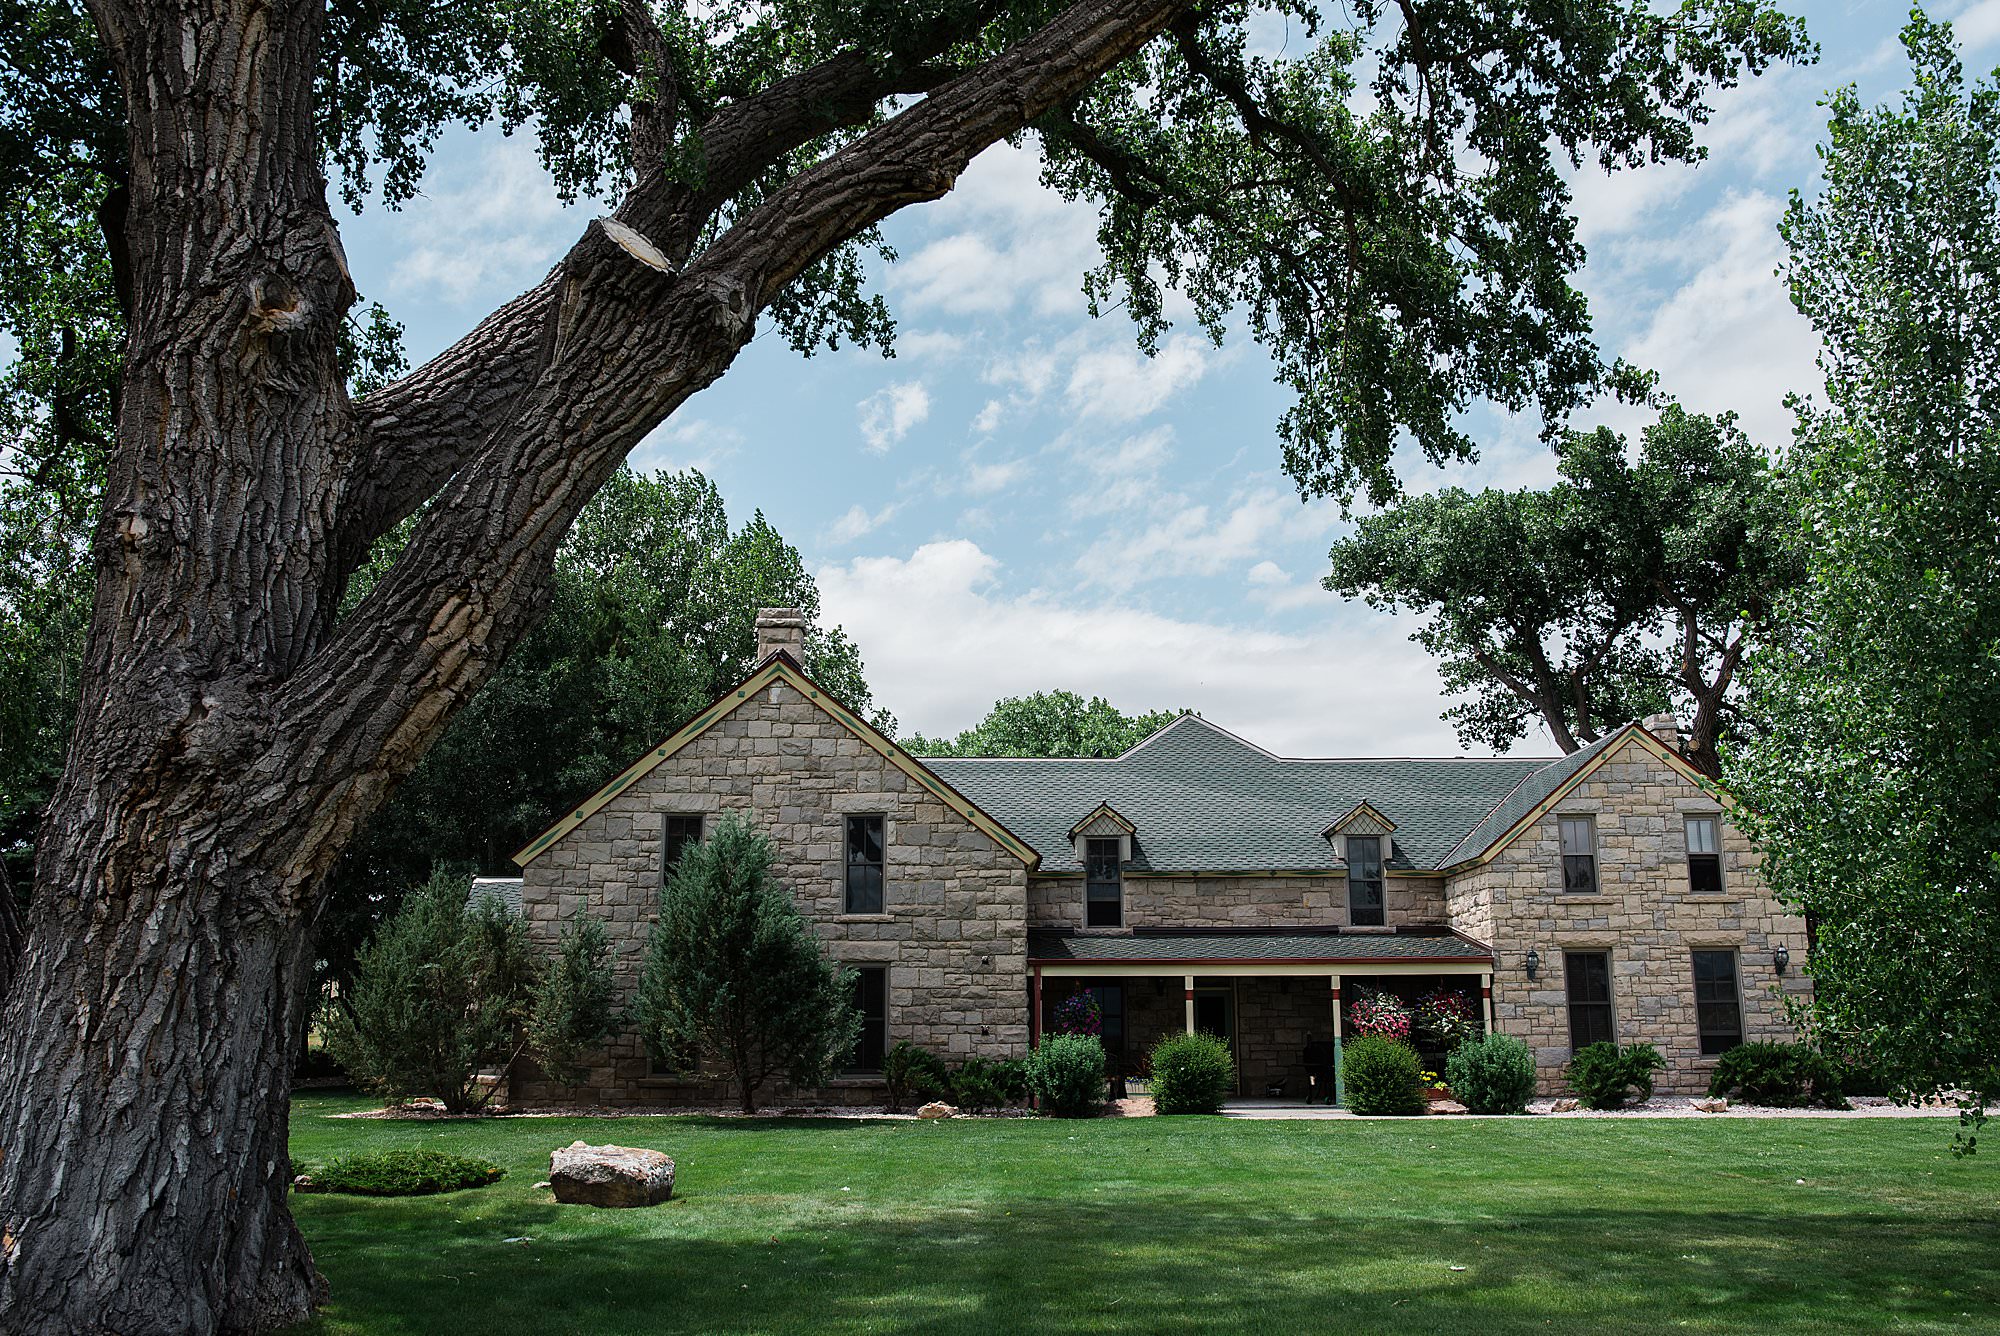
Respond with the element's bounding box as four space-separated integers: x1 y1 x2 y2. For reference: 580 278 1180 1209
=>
846 965 889 1073
1085 837 1123 927
1692 950 1744 1056
1560 815 1599 895
662 813 705 884
1686 815 1724 895
1346 834 1386 926
845 814 886 914
1564 949 1615 1052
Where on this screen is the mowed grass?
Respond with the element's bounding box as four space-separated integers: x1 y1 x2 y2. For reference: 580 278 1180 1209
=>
288 1091 2000 1335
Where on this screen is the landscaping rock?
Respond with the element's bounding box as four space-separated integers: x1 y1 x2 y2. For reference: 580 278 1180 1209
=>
549 1141 675 1208
1693 1097 1729 1113
1551 1099 1580 1113
917 1101 957 1120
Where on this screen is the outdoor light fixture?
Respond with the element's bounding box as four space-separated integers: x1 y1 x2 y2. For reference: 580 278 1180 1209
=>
1773 943 1790 975
1524 948 1540 981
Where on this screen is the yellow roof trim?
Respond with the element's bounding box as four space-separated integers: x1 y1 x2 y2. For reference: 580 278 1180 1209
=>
512 657 1042 871
1443 724 1731 875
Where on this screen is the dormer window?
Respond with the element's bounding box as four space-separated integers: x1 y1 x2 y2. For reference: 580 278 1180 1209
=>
1085 838 1123 927
1346 835 1385 926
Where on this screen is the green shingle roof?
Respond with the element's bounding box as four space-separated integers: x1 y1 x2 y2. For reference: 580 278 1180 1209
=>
921 716 1556 873
1028 929 1494 963
1432 727 1631 869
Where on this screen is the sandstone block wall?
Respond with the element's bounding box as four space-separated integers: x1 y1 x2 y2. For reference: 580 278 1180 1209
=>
1028 873 1447 931
1445 737 1812 1094
515 679 1031 1106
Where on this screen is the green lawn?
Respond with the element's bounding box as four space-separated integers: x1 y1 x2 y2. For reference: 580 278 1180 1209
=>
288 1091 1999 1335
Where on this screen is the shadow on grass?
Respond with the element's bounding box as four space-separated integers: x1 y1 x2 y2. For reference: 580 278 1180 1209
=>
290 1193 1999 1336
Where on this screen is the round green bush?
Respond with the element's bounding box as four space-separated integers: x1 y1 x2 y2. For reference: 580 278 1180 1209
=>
1149 1031 1237 1114
1342 1035 1426 1115
1564 1041 1666 1109
1025 1033 1106 1117
882 1041 951 1112
1444 1033 1538 1114
293 1148 503 1197
1707 1041 1849 1109
950 1056 1015 1114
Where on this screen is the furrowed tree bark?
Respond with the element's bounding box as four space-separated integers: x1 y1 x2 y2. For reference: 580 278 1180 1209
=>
0 1 1191 1331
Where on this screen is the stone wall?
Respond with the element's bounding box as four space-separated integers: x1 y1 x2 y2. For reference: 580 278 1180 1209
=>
1445 736 1812 1094
516 677 1031 1106
1028 873 1448 931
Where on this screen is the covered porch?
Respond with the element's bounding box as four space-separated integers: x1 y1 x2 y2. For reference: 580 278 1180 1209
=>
1028 928 1496 1106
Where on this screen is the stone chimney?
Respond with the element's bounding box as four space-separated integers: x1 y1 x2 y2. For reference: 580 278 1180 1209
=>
1642 712 1680 748
754 607 807 664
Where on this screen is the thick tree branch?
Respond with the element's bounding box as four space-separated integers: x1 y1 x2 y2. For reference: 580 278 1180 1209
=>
280 0 1195 884
341 5 1004 564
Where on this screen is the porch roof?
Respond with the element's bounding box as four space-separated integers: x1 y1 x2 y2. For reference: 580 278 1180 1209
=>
1028 928 1493 966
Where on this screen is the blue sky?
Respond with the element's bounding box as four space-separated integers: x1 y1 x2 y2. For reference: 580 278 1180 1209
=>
332 1 1997 758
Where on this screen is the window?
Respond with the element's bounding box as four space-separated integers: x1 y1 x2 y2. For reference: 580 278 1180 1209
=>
1564 950 1615 1051
1686 816 1724 894
1346 835 1385 926
1692 951 1744 1055
847 966 888 1072
1560 816 1598 894
662 814 704 883
1085 838 1123 926
845 815 885 914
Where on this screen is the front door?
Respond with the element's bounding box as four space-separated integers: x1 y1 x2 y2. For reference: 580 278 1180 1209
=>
1192 987 1237 1095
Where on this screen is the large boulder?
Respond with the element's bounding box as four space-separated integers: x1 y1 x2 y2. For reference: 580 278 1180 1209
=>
549 1141 675 1208
917 1101 957 1120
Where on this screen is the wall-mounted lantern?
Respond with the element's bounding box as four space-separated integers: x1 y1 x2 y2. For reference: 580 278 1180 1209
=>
1524 948 1540 982
1773 943 1790 975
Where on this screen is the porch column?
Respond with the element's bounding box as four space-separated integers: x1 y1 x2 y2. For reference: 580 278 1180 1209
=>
1031 966 1043 1047
1183 974 1196 1034
1481 971 1495 1036
1330 973 1345 1108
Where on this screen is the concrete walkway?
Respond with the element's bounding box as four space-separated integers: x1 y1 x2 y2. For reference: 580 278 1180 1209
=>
1218 1095 1971 1120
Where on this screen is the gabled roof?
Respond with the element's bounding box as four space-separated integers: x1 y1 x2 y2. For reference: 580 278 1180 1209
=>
1067 802 1136 840
1322 800 1397 839
922 714 1550 873
513 654 1041 870
1434 723 1725 871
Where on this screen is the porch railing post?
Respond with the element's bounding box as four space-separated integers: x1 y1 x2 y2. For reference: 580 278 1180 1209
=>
1330 973 1345 1108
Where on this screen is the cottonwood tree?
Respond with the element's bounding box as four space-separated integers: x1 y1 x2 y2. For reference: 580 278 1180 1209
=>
1728 13 2000 1148
1325 407 1794 775
0 0 1808 1327
904 689 1188 757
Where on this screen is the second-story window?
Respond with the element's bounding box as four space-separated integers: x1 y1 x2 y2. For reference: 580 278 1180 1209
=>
1686 816 1724 894
1560 816 1599 894
1346 835 1385 926
845 814 885 913
662 814 704 884
1085 837 1123 927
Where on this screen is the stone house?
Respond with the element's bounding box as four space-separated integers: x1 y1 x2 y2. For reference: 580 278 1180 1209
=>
501 610 1811 1105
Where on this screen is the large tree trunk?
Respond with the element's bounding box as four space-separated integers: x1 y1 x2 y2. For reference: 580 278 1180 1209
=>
0 1 1190 1328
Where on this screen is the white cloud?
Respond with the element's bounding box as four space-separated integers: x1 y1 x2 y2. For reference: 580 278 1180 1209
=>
1954 0 2000 50
1067 425 1177 513
1247 560 1288 585
1607 190 1821 447
857 381 931 453
889 142 1103 318
630 415 745 475
816 539 1478 757
825 502 899 544
1065 333 1217 422
896 330 966 359
383 137 575 304
960 458 1029 496
1075 485 1340 592
970 399 1004 434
